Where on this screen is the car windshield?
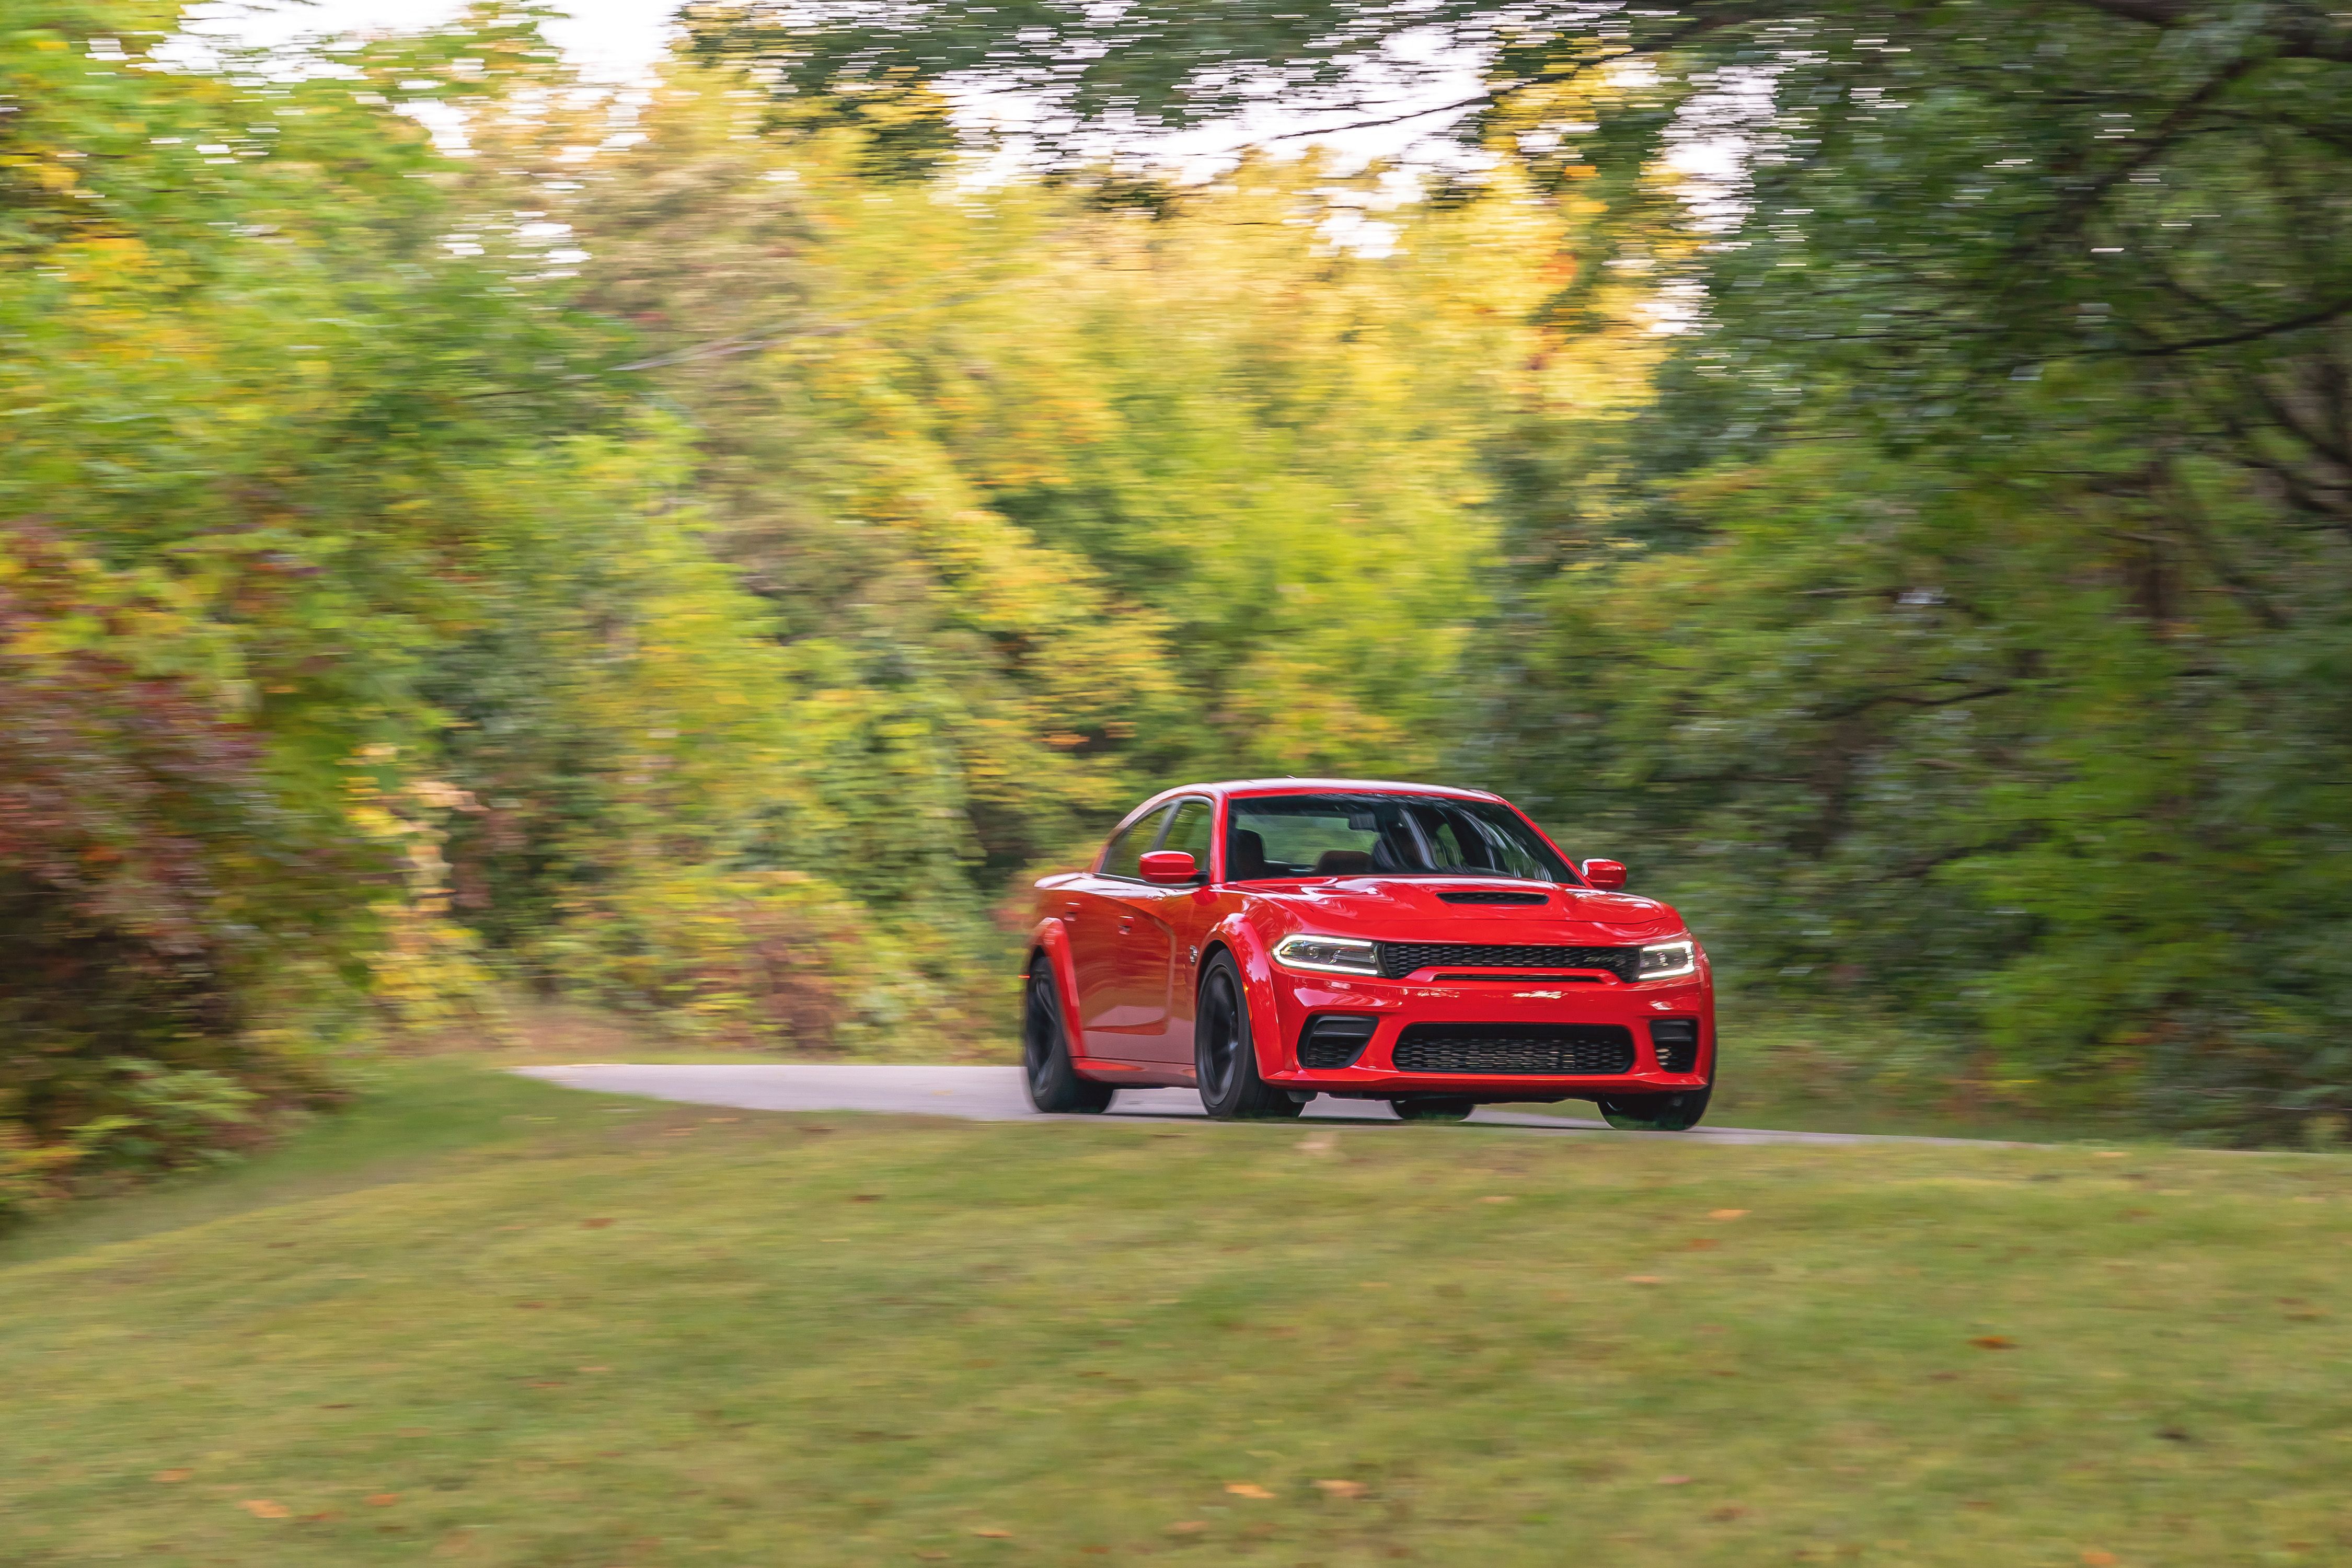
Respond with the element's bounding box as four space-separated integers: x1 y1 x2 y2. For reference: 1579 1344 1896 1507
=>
1225 793 1575 883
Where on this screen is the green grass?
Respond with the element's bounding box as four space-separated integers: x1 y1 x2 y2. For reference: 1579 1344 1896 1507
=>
5 1062 2350 1566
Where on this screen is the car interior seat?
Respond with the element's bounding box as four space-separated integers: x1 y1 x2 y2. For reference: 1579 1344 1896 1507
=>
1313 849 1377 875
1228 828 1274 880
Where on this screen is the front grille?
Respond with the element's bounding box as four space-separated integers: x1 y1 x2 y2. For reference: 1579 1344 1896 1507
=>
1435 890 1550 906
1391 1023 1636 1075
1299 1013 1379 1069
1378 942 1640 982
1649 1019 1700 1073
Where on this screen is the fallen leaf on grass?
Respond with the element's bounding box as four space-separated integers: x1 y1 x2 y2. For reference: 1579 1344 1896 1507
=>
1709 1208 1749 1220
298 1511 340 1524
240 1500 291 1519
1970 1336 2017 1351
2082 1553 2119 1566
367 1494 400 1507
1296 1132 1337 1154
662 1128 696 1137
851 1194 883 1203
582 1218 614 1229
1708 1505 1749 1522
706 1116 739 1123
1225 1483 1276 1500
1658 1475 1694 1486
154 1470 192 1483
578 1365 611 1374
973 1527 1013 1539
1480 1195 1514 1204
1624 1275 1665 1285
1313 1479 1367 1499
1685 1238 1720 1251
1166 1521 1208 1535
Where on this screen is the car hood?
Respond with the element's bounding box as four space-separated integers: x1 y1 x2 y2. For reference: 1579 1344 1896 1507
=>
1241 878 1683 945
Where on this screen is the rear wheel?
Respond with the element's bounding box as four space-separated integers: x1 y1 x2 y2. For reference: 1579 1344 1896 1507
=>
1596 1087 1711 1132
1195 954 1303 1120
1023 959 1114 1114
1391 1097 1475 1122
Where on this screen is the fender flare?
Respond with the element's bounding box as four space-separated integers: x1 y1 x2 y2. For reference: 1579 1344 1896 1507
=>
1025 919 1100 1065
1202 914 1289 1076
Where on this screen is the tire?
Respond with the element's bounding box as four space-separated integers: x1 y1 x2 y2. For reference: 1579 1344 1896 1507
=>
1195 953 1304 1120
1596 1087 1711 1132
1023 958 1114 1114
1391 1097 1475 1122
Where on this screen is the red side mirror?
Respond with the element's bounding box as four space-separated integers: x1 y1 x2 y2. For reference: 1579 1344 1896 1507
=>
1581 858 1627 891
1139 850 1198 885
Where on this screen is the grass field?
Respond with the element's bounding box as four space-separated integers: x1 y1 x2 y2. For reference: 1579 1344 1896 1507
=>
4 1060 2349 1566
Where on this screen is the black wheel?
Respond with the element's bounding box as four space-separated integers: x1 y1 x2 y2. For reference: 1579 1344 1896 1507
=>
1195 953 1304 1120
1023 959 1114 1114
1596 1087 1711 1132
1391 1097 1476 1122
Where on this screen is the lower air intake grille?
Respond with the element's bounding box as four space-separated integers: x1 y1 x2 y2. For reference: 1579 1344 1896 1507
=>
1378 943 1640 981
1299 1013 1379 1069
1391 1023 1636 1075
1649 1019 1700 1073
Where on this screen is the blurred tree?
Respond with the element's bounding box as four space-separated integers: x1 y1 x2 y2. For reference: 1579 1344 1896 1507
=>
686 1 2352 1136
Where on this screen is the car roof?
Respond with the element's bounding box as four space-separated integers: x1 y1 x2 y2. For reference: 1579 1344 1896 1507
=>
1158 778 1507 804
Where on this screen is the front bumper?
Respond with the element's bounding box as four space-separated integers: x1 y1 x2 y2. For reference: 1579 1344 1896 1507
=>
1261 969 1714 1097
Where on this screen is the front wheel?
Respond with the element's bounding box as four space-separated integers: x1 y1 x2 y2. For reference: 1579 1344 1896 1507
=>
1023 959 1114 1114
1596 1087 1711 1132
1195 954 1304 1120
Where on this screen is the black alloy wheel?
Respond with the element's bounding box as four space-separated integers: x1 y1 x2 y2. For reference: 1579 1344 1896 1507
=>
1194 953 1303 1120
1023 959 1115 1114
1391 1096 1477 1122
1596 1087 1711 1132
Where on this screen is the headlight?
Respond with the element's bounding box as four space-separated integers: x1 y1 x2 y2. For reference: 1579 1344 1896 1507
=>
1272 933 1382 977
1638 937 1697 980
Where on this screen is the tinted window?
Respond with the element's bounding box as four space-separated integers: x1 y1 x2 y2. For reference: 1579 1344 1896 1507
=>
1100 804 1172 880
1158 798 1214 874
1225 793 1573 883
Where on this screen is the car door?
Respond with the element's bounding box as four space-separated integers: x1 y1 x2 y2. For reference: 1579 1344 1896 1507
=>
1132 796 1216 1066
1067 804 1173 1056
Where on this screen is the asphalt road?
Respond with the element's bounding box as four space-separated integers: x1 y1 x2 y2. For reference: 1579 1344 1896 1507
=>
516 1064 1997 1146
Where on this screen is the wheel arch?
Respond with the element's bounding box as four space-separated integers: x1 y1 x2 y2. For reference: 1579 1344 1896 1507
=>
1202 917 1287 1075
1026 918 1097 1065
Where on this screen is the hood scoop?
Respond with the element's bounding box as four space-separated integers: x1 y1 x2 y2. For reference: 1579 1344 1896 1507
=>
1435 889 1551 906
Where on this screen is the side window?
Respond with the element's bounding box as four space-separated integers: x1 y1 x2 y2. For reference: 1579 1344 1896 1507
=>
1158 798 1214 875
1100 805 1172 881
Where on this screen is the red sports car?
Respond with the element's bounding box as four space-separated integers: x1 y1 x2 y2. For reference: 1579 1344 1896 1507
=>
1023 779 1714 1128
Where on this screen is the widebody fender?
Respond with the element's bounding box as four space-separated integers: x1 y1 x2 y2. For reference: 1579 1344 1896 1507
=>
1027 918 1098 1064
1204 911 1288 1076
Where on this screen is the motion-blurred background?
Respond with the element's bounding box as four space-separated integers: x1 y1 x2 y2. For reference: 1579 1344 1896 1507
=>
7 0 2351 1200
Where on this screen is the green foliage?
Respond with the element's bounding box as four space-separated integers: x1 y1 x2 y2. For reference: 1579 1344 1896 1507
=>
10 0 2352 1192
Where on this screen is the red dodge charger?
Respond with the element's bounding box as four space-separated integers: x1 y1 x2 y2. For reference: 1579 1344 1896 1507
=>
1023 779 1714 1128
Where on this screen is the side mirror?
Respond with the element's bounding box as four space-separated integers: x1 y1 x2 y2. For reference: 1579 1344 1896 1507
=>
1139 850 1199 885
1581 858 1627 891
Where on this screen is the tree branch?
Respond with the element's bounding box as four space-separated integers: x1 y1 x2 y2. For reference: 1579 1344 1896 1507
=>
2070 0 2352 64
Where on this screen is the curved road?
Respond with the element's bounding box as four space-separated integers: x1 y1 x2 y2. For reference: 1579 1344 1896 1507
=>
516 1064 1998 1147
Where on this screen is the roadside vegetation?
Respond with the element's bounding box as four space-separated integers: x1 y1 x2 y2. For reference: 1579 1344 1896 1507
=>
6 0 2350 1223
4 1060 2348 1565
